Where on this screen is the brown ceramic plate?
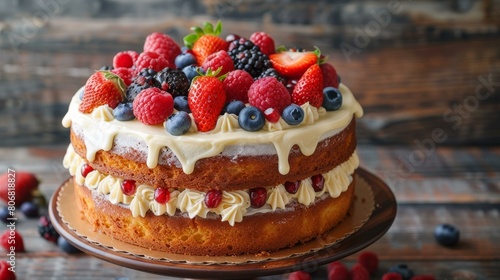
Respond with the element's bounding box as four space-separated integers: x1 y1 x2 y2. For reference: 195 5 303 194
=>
49 167 396 279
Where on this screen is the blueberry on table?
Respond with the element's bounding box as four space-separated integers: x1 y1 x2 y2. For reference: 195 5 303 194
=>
20 201 39 218
0 207 12 224
389 264 415 280
57 236 81 254
434 223 460 247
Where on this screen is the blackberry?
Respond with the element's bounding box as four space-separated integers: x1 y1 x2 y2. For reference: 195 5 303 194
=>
38 215 59 243
228 38 272 78
155 68 190 97
125 68 158 101
258 68 286 85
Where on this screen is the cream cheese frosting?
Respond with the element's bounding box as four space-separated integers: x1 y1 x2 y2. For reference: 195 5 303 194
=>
62 83 363 175
63 145 359 226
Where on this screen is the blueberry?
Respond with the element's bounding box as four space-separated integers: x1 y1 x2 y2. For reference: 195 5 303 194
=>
224 100 245 115
166 111 192 136
113 102 135 121
0 207 12 224
434 224 460 247
20 201 39 218
238 106 265 131
389 264 415 280
57 236 81 254
282 104 304 125
322 87 343 111
174 96 191 113
182 65 203 83
174 53 197 70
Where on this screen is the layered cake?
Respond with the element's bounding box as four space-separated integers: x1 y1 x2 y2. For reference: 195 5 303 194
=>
62 21 363 256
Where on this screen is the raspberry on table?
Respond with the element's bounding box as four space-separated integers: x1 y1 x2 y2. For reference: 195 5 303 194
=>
133 87 174 125
358 251 379 275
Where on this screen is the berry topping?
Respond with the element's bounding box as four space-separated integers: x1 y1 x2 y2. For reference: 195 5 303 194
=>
328 262 349 280
184 21 228 65
133 87 174 125
202 50 234 77
0 171 39 205
258 68 287 86
20 201 39 218
269 50 318 79
166 111 192 136
249 187 267 208
143 32 181 63
224 100 246 115
264 107 281 123
238 106 265 132
38 215 59 243
0 260 16 280
292 64 324 108
125 68 157 101
350 263 370 280
113 102 135 121
320 62 339 88
174 52 197 70
288 271 311 280
57 236 81 254
113 51 138 69
79 71 126 113
174 96 191 113
250 31 276 56
282 104 305 125
155 68 190 97
154 187 170 204
0 230 25 252
182 65 204 83
121 180 137 196
225 33 241 42
205 190 223 208
248 77 291 114
111 67 135 86
322 87 343 111
80 163 94 177
135 51 174 73
389 264 415 280
223 70 253 103
228 38 272 78
284 181 300 194
188 70 226 132
358 251 379 275
311 174 324 192
383 272 404 280
434 224 460 247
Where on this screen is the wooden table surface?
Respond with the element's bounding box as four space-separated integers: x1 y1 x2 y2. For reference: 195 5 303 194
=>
1 144 498 279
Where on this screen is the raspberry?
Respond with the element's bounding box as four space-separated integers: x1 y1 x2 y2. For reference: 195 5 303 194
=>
202 50 234 77
135 51 173 73
0 260 16 280
133 87 174 125
328 261 349 280
383 272 404 280
350 263 370 280
223 70 253 103
358 251 379 275
288 271 311 280
0 230 25 252
248 77 291 114
143 32 181 63
111 67 135 86
250 31 275 56
113 51 138 69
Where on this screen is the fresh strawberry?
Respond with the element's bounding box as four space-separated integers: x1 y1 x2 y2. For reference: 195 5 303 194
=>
112 51 138 69
250 31 275 56
188 69 226 132
0 230 25 253
0 171 39 205
383 272 404 280
135 51 174 73
328 261 349 280
202 50 234 77
269 50 318 79
288 271 311 280
223 70 253 103
183 21 228 65
133 87 173 125
350 263 370 280
111 67 135 86
292 64 323 108
358 251 379 275
320 62 339 88
0 260 16 280
248 77 291 114
144 32 181 63
79 71 126 113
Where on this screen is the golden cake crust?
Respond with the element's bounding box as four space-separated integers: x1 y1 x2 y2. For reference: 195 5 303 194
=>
74 178 355 256
70 119 356 192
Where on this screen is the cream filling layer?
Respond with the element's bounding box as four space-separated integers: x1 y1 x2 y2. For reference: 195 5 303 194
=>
62 83 363 175
64 144 359 226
